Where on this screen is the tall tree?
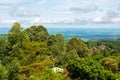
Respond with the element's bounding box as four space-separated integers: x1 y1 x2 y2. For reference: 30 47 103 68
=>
25 25 49 42
7 22 29 57
8 22 29 46
67 37 90 58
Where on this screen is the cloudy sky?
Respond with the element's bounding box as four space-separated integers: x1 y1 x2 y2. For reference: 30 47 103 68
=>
0 0 120 28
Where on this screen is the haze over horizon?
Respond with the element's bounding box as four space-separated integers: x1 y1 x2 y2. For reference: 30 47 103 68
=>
0 0 120 28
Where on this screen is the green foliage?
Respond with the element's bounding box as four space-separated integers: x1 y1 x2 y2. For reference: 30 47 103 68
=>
67 58 103 79
67 37 90 57
100 69 117 80
88 39 120 56
58 49 79 65
101 47 111 57
0 62 8 80
47 35 56 46
8 23 23 46
47 34 65 54
39 69 69 80
55 33 65 52
25 25 49 42
0 23 120 80
101 57 119 72
0 38 8 61
5 58 21 80
21 41 48 64
7 23 30 57
67 58 118 80
93 55 104 61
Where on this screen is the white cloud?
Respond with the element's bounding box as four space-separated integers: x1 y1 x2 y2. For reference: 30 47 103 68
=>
9 6 39 17
111 18 120 23
31 18 41 24
1 20 17 24
0 5 10 11
70 5 101 13
0 0 46 4
16 11 39 17
91 10 120 24
0 0 120 27
0 0 27 4
36 0 47 4
31 17 76 24
93 17 103 22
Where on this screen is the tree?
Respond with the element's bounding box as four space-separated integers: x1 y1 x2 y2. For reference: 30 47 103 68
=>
21 41 48 64
55 33 65 52
5 58 21 80
8 23 23 46
67 37 90 58
101 57 119 72
25 25 49 42
7 23 29 57
0 38 8 61
101 47 111 57
47 34 65 58
0 62 8 80
47 35 56 46
67 58 116 80
58 49 79 65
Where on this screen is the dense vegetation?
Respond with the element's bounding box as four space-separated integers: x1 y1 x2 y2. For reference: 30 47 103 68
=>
0 23 120 80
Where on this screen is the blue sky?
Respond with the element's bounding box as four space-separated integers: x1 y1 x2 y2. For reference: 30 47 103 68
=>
0 0 120 28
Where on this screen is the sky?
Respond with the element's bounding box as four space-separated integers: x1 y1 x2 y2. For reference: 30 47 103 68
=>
0 0 120 28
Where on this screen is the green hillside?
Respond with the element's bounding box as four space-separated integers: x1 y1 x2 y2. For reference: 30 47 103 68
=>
0 23 120 80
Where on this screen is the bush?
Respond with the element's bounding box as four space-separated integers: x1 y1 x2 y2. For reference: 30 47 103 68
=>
67 58 118 80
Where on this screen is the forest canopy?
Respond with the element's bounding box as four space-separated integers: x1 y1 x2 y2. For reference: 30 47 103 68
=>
0 23 120 80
